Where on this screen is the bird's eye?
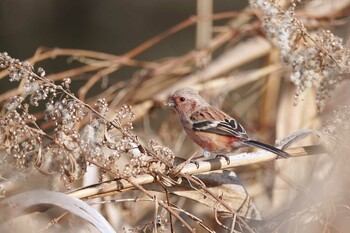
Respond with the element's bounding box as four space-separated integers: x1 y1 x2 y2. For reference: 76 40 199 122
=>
180 97 185 102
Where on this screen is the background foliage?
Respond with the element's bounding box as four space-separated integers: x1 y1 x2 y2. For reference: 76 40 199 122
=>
0 1 350 232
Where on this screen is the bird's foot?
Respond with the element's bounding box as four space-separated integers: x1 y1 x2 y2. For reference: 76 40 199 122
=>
189 151 214 168
190 159 200 169
216 154 230 165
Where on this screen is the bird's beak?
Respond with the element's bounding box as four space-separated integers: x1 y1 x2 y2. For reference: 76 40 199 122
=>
164 98 176 107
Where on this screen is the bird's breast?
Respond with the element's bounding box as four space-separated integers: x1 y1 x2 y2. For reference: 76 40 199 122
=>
184 128 242 154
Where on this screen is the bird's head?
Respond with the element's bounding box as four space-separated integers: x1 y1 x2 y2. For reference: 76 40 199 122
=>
164 87 207 115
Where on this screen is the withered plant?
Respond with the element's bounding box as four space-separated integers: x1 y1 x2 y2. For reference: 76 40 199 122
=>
0 0 350 232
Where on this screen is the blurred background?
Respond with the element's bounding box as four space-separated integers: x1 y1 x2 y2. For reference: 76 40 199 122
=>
0 0 244 65
1 0 350 232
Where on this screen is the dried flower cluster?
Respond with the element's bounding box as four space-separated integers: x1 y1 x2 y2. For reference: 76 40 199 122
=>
249 0 350 109
0 52 175 188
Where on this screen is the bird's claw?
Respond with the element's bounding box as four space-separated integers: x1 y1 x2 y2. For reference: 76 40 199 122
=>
190 159 200 169
216 154 230 165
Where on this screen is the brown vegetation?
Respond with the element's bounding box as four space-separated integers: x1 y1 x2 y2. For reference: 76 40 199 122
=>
0 1 350 232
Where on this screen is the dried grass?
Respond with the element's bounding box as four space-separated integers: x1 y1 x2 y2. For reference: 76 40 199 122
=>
0 0 350 232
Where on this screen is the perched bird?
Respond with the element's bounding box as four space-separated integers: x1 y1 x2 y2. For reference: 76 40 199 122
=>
164 87 289 159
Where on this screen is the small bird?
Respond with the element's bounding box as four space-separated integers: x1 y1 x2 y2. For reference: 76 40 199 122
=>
164 87 289 160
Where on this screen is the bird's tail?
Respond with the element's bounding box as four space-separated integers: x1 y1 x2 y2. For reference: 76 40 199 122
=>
242 140 290 158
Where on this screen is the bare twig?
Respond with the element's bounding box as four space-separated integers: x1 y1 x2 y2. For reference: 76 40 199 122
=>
39 212 69 232
171 204 215 233
157 177 175 233
180 173 255 233
125 178 195 233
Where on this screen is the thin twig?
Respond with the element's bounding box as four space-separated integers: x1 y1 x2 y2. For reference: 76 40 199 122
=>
180 173 255 233
157 177 175 233
125 178 195 233
171 204 215 233
154 195 158 233
39 212 69 232
214 205 230 230
78 66 118 100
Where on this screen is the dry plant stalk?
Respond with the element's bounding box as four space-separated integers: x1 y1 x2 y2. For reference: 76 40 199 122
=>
0 0 349 232
0 52 254 232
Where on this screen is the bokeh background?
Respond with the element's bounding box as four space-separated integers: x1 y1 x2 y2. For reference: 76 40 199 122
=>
1 1 244 66
1 1 350 232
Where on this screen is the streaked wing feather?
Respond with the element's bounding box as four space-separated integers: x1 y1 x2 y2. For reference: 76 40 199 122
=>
190 106 248 139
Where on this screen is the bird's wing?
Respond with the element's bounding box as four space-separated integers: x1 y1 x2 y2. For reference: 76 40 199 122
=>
190 105 249 140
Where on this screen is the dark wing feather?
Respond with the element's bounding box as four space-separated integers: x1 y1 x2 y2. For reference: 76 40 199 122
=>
190 106 248 140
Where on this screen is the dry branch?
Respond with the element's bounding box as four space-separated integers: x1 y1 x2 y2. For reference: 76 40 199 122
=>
68 145 326 200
